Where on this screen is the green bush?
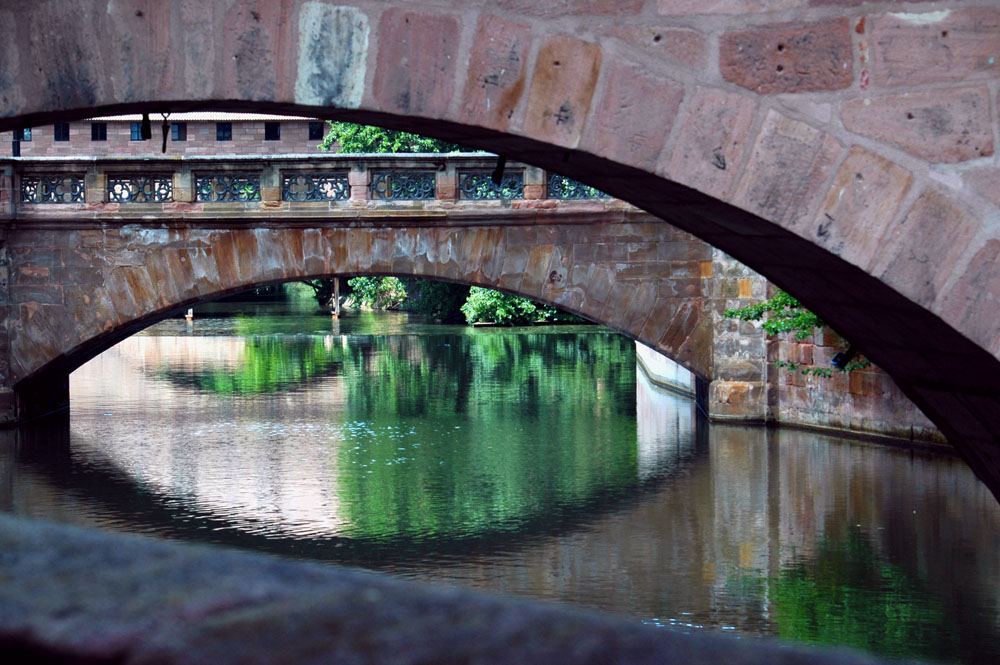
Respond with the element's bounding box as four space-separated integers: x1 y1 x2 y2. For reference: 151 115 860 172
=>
407 280 470 323
348 277 408 310
460 287 545 326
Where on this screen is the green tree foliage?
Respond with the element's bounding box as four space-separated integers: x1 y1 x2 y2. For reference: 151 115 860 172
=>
406 280 471 323
347 276 408 310
300 278 338 309
724 290 823 340
460 287 582 326
319 121 465 153
723 290 868 376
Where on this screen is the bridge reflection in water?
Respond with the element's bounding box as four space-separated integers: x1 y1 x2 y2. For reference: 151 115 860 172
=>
1 316 999 663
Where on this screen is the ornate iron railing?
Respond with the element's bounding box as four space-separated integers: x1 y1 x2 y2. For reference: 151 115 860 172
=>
370 170 436 200
282 172 350 202
458 170 524 200
107 175 174 203
194 173 261 202
546 174 609 199
20 175 86 203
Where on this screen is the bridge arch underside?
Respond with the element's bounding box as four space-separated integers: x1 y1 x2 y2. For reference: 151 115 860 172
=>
8 220 717 388
2 0 1000 502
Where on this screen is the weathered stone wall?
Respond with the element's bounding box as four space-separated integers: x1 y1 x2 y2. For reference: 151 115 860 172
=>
770 329 944 444
707 250 771 422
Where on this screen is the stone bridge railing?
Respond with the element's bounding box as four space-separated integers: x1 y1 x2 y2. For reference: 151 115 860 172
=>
0 154 617 222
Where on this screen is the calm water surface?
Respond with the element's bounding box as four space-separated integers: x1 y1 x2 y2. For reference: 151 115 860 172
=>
2 299 999 663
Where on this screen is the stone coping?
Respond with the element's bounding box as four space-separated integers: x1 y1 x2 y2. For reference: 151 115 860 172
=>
0 514 897 665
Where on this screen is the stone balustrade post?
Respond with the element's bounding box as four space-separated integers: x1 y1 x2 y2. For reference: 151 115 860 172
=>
436 166 457 202
260 163 280 203
349 167 370 203
524 166 545 200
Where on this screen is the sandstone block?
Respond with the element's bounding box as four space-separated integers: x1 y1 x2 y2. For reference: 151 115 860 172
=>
842 87 993 163
663 88 757 201
937 239 1000 356
874 189 978 309
373 10 459 117
659 0 803 14
871 9 1000 87
580 60 683 171
459 15 531 133
605 26 706 70
523 36 602 149
720 17 852 94
810 147 912 268
733 110 842 230
497 0 644 15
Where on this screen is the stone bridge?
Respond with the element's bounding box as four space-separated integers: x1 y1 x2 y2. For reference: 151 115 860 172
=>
0 153 752 420
0 1 998 662
3 1 998 497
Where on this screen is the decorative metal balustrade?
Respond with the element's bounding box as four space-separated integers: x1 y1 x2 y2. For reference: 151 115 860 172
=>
370 171 436 200
282 172 350 202
20 175 86 203
107 175 174 203
458 170 524 200
195 173 261 202
546 174 610 199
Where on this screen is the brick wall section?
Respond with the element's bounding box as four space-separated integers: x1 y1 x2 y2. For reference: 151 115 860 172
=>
771 328 944 444
1 121 324 157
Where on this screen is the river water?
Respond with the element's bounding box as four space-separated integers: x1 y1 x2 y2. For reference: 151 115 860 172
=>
2 300 999 663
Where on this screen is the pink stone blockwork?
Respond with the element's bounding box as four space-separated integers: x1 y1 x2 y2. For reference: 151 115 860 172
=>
659 0 803 14
604 26 706 70
720 17 852 94
523 36 602 149
580 60 684 171
938 239 1000 356
842 87 994 163
496 0 644 15
809 147 912 268
733 110 842 230
458 15 531 133
874 188 979 309
663 88 758 201
871 9 1000 87
373 10 460 118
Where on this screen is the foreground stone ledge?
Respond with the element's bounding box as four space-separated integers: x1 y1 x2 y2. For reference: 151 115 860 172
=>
0 514 898 665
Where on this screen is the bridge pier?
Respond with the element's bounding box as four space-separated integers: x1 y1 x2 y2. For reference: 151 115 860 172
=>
10 373 69 423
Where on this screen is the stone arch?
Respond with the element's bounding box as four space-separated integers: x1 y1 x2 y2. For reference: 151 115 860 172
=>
1 1 1000 497
8 222 716 390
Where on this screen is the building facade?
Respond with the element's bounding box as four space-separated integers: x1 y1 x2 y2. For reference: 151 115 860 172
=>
3 113 327 157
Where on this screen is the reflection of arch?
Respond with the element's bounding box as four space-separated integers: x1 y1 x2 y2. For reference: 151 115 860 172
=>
2 1 999 498
13 383 704 566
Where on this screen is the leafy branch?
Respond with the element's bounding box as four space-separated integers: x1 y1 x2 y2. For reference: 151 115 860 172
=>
724 291 869 376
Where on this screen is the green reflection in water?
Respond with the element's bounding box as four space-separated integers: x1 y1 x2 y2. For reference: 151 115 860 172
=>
733 531 957 662
336 333 637 540
149 327 638 542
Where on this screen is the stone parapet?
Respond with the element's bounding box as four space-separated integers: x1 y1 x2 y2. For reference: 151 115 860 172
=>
0 512 896 665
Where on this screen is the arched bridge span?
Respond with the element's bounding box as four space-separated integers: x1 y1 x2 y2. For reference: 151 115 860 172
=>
1 1 1000 498
1 155 723 391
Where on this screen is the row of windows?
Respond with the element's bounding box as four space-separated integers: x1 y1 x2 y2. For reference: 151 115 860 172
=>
15 122 325 143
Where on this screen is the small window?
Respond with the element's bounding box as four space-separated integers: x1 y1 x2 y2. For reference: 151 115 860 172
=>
216 122 232 141
130 122 146 141
17 128 31 142
91 122 107 141
171 122 187 141
264 122 280 141
53 123 70 142
308 121 324 141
